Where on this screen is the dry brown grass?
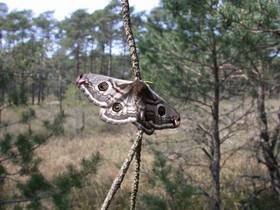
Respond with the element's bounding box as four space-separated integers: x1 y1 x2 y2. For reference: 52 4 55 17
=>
1 96 280 209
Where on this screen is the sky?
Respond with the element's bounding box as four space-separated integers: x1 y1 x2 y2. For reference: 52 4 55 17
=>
1 0 160 20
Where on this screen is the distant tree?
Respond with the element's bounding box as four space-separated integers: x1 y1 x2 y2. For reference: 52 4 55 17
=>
222 0 280 199
0 2 8 50
2 10 34 105
103 0 122 76
33 11 57 104
91 0 144 77
60 9 91 77
139 1 255 209
0 3 8 107
92 1 122 76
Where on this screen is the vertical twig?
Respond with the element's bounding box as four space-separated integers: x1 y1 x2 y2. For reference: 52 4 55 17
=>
101 1 144 209
130 137 142 210
121 1 143 209
101 130 143 210
121 0 141 80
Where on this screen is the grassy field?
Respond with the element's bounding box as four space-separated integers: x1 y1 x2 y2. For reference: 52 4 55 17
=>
1 94 280 209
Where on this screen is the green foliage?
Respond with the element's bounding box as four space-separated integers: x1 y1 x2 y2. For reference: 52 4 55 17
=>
140 150 196 210
0 133 12 154
19 173 52 198
0 105 102 209
20 108 36 123
245 191 280 210
0 164 6 178
63 84 83 107
139 3 280 207
8 85 28 106
0 109 45 207
0 70 12 103
15 133 33 164
52 153 101 210
43 111 65 136
141 194 167 210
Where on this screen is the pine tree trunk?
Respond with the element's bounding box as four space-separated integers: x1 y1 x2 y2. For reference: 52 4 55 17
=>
90 51 94 72
90 40 94 72
100 42 106 75
41 82 45 103
0 107 2 124
37 80 41 105
210 37 221 210
76 43 81 77
59 74 63 113
122 39 127 78
0 30 2 50
90 52 94 72
0 89 4 104
31 82 35 105
107 40 112 76
256 78 280 198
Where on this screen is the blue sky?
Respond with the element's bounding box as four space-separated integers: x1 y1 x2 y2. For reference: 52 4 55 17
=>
1 0 160 19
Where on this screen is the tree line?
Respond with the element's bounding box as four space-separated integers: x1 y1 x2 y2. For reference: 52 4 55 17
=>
0 0 143 108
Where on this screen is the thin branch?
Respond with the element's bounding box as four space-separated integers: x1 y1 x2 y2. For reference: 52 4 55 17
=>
101 2 144 210
219 103 254 132
185 101 212 115
185 97 212 109
0 132 53 166
197 123 213 139
220 129 238 144
130 136 142 210
121 0 141 80
0 194 50 206
146 138 190 145
221 143 247 169
0 121 21 129
100 130 144 210
271 123 280 151
201 147 212 161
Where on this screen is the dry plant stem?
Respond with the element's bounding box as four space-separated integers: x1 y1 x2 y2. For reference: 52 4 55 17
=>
121 0 141 80
100 130 144 210
121 0 143 208
130 137 142 210
100 1 144 210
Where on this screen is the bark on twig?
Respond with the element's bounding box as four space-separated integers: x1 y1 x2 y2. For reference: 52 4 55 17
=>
101 1 144 209
101 130 144 210
121 0 141 80
130 137 142 210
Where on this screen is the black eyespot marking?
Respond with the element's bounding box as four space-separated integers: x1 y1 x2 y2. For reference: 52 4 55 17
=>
158 106 166 116
98 82 108 91
112 103 122 112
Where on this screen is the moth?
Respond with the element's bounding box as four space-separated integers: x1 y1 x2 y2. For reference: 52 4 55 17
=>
76 73 180 135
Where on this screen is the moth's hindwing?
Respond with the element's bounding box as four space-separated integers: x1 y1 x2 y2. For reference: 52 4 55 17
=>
99 94 139 124
138 84 180 129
